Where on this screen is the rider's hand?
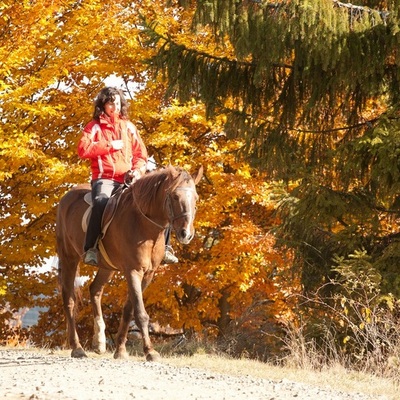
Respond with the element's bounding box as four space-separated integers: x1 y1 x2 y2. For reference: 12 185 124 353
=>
111 140 124 150
124 170 140 185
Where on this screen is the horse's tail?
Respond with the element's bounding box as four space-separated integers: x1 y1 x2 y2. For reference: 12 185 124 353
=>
56 255 62 289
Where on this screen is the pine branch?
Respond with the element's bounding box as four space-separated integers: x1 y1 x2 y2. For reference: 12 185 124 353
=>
146 26 293 71
257 1 390 21
332 0 390 20
222 106 400 135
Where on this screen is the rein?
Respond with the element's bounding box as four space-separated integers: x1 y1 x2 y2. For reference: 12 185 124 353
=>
131 189 166 230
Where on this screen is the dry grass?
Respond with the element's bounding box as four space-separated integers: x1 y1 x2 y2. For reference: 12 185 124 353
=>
162 353 398 400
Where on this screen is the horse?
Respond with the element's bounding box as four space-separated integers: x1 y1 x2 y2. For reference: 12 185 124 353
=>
56 165 203 361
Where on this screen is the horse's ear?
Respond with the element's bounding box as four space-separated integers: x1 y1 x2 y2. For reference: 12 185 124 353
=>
192 165 203 185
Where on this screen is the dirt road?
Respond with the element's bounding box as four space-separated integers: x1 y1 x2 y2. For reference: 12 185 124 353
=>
0 349 388 399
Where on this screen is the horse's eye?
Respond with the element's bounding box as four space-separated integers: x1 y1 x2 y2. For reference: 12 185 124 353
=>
172 194 179 201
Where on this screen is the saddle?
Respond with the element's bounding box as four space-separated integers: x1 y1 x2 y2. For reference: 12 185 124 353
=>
82 187 125 270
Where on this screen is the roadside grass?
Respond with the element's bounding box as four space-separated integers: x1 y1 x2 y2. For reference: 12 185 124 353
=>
163 353 398 400
156 338 399 400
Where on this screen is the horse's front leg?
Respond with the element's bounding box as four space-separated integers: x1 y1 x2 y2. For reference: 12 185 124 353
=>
113 295 134 360
89 268 114 354
114 270 160 362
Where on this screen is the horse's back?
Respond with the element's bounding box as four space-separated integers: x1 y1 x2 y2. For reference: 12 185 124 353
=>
56 184 91 259
57 184 90 222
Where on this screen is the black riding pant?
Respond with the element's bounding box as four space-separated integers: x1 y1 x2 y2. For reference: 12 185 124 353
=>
84 179 122 251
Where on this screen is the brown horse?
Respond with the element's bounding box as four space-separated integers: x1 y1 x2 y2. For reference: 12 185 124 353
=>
56 165 203 361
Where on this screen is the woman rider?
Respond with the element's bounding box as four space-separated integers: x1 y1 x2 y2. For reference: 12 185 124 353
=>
78 87 177 265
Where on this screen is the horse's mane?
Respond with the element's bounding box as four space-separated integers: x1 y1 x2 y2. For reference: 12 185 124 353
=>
129 165 192 212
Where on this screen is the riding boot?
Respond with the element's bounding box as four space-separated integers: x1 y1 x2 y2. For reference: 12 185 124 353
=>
84 247 98 266
163 245 178 264
163 226 178 263
84 211 101 266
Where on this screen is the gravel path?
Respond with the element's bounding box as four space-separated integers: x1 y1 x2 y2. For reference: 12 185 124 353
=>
0 349 388 400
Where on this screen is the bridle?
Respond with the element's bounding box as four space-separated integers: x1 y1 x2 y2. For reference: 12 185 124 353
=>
132 186 197 231
165 187 197 224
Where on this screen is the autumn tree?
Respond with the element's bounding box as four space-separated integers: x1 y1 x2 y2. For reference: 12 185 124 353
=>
0 0 158 342
1 0 294 357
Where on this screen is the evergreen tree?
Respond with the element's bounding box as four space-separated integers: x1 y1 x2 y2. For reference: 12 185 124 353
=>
147 0 400 293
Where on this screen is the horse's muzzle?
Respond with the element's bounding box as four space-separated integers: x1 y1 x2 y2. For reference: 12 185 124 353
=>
176 228 194 244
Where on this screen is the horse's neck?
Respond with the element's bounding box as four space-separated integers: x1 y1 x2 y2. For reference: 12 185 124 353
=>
128 186 169 230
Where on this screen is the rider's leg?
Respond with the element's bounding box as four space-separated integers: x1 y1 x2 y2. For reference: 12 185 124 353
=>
84 179 121 265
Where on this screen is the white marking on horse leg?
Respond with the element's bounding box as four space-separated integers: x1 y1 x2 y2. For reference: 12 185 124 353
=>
92 316 106 354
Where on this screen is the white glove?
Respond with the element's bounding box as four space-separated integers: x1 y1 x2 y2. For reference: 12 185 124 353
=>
111 140 123 150
124 170 141 185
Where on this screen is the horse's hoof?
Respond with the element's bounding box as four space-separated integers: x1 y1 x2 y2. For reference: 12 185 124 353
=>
113 350 129 360
93 345 106 355
71 348 88 358
146 351 161 362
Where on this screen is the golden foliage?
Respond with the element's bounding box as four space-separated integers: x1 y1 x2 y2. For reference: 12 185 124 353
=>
0 0 299 348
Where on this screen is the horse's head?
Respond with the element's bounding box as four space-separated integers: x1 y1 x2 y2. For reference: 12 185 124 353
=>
166 166 203 244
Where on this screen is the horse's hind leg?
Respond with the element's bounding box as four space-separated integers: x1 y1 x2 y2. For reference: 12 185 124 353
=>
89 268 114 354
59 257 87 358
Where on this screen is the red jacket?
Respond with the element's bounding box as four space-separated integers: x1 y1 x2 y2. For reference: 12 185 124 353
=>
77 113 148 183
